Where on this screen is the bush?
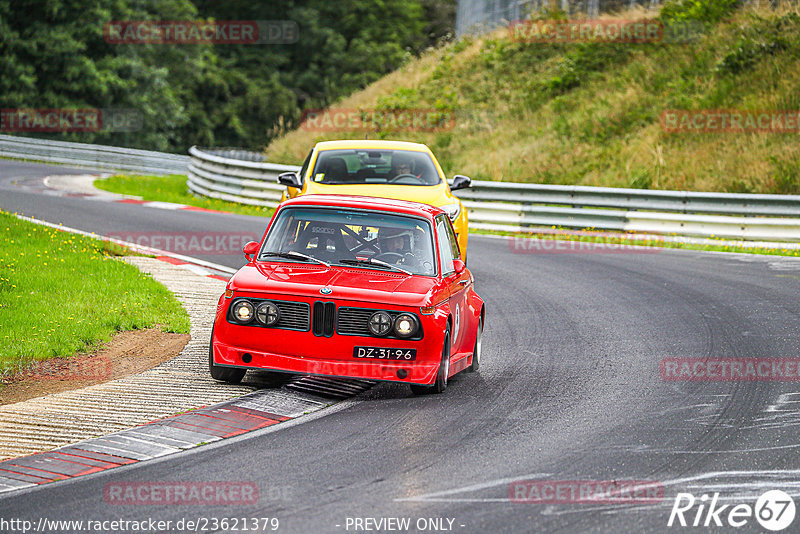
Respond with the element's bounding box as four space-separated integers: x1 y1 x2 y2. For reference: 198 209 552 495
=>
661 0 742 24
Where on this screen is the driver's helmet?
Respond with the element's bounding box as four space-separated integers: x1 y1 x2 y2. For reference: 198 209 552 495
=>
391 153 414 176
378 227 414 254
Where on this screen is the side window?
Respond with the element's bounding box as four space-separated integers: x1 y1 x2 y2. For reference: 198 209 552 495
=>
436 216 455 274
444 217 461 260
298 150 312 183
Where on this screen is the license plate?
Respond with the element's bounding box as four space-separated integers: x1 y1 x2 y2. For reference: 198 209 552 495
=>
353 347 417 361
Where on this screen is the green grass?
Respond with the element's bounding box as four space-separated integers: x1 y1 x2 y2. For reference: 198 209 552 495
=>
474 227 800 257
94 174 275 218
0 211 190 377
268 1 800 195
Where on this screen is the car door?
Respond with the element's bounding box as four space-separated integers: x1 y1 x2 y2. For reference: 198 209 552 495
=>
435 215 468 359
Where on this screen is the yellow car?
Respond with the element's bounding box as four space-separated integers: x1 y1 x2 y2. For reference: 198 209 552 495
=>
277 140 472 257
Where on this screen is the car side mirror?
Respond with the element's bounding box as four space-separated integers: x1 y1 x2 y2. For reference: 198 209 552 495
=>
278 171 302 189
453 259 466 274
450 175 472 191
243 241 260 262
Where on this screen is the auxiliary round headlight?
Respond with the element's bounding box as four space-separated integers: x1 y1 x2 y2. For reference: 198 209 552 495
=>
256 301 280 326
232 300 255 323
393 313 418 338
368 311 393 337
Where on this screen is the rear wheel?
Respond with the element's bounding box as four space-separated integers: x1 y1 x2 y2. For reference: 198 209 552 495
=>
411 327 450 395
208 327 246 384
468 315 483 373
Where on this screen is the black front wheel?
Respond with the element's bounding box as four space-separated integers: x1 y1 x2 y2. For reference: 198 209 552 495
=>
411 327 450 395
208 327 246 384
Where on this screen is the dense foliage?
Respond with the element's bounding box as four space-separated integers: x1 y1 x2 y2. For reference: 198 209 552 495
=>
0 0 455 152
269 0 800 194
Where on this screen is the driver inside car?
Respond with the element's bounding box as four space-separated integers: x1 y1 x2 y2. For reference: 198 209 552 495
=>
379 228 412 256
391 155 420 180
376 227 435 274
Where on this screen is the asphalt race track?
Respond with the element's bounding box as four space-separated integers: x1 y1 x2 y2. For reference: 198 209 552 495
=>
0 160 256 270
2 161 800 533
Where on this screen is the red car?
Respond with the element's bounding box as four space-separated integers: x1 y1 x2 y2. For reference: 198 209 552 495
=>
209 194 484 394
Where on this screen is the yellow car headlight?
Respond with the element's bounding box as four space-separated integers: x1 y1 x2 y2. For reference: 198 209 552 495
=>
442 203 461 222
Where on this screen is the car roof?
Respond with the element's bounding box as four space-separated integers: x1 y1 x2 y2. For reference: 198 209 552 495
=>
313 140 431 152
279 194 444 220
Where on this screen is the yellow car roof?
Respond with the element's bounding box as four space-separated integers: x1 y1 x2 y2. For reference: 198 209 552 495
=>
313 140 431 152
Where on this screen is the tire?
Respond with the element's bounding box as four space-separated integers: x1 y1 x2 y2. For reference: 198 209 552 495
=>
411 327 450 395
208 327 246 384
468 315 483 373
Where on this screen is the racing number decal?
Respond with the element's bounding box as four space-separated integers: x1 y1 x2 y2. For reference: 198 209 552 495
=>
453 303 461 347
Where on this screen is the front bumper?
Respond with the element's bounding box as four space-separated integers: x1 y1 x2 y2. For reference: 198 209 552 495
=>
213 341 440 384
212 296 449 385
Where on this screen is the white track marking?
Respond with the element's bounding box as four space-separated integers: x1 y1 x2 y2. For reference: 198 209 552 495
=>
143 201 188 210
394 473 551 502
397 470 800 507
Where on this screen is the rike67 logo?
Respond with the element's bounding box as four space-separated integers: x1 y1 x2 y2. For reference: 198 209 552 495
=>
668 490 796 531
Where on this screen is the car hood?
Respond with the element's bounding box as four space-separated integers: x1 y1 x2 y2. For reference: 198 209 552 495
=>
305 182 455 207
230 263 440 307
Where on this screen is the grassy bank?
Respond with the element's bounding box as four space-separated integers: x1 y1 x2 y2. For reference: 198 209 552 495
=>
267 1 800 195
94 174 275 218
0 211 190 377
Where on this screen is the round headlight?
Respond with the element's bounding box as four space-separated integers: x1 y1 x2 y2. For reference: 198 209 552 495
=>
232 300 254 323
256 301 280 326
394 313 418 338
368 311 393 337
442 203 461 222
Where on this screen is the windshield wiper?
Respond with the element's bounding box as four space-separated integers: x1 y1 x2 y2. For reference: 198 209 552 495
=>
261 251 330 267
338 258 412 276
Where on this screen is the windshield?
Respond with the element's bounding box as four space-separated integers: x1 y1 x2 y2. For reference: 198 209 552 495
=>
309 149 442 186
260 207 437 276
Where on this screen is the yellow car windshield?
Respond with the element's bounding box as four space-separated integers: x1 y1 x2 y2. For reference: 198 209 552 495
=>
310 149 441 186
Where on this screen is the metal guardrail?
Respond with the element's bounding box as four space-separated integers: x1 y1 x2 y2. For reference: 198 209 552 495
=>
3 136 799 242
456 182 800 217
186 146 295 206
457 182 800 241
0 134 188 175
455 0 667 37
187 146 800 242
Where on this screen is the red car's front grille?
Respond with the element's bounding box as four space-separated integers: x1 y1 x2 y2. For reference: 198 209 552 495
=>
274 300 311 331
312 301 335 337
336 307 373 336
226 298 310 331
